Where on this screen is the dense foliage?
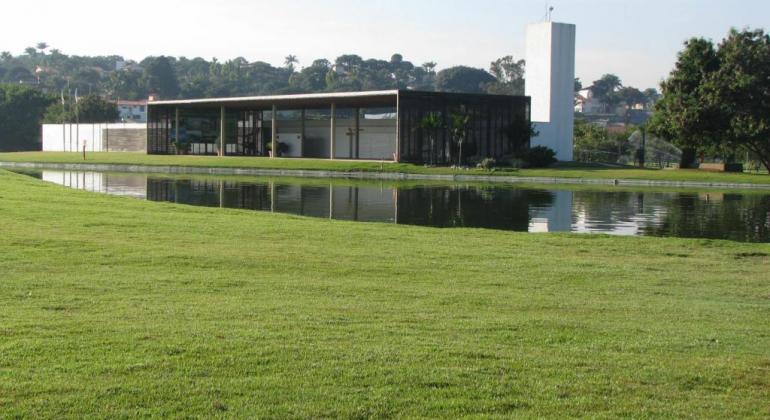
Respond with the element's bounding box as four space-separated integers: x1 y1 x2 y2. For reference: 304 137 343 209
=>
573 120 634 164
649 28 770 171
522 146 557 168
0 84 54 151
43 94 119 124
0 46 524 100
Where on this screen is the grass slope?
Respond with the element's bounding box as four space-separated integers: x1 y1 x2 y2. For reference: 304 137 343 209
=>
0 169 768 417
2 151 770 185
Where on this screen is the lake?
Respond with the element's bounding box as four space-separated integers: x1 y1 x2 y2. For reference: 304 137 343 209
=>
14 169 770 242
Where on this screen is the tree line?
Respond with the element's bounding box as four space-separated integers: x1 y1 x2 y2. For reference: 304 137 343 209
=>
0 46 527 100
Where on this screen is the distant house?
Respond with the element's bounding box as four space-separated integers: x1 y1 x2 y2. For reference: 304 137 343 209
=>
116 100 148 122
574 87 604 114
115 60 144 73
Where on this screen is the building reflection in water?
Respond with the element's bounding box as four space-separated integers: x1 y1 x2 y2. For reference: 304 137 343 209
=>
30 170 770 242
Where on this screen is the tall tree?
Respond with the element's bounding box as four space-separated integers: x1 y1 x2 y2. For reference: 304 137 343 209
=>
617 86 647 123
591 74 623 113
449 111 470 165
417 112 443 165
0 84 54 151
435 66 496 93
141 56 179 99
486 56 525 95
284 55 298 72
708 28 770 171
642 88 660 108
648 38 721 168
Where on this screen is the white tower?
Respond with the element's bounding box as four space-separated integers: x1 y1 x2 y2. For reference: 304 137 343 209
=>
525 22 576 161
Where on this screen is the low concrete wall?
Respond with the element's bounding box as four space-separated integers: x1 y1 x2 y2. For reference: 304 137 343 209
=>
42 123 146 152
2 161 769 190
105 128 146 152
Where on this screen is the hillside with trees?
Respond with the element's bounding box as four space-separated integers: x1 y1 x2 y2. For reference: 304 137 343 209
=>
0 47 532 151
0 46 526 100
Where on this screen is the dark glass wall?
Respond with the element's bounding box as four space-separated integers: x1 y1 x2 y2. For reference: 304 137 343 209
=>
148 91 531 163
397 91 530 164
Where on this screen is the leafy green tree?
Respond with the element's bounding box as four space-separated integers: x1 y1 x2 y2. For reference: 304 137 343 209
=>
141 56 179 99
0 84 54 151
573 119 632 163
76 95 119 123
290 59 332 92
486 56 525 95
642 88 660 108
574 78 583 93
708 29 770 171
105 70 143 100
43 95 118 124
617 86 647 123
648 38 721 168
591 74 623 113
435 66 496 93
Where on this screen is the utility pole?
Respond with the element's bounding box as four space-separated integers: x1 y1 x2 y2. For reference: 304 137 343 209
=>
639 126 647 169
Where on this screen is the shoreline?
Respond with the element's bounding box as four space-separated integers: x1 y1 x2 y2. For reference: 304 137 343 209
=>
3 160 770 190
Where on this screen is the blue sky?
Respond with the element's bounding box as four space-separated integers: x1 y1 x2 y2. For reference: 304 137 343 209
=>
2 0 768 89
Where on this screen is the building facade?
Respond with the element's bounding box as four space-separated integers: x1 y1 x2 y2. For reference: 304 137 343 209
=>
117 100 148 123
147 90 531 164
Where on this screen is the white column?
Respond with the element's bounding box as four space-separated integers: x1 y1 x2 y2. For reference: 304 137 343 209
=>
219 106 226 156
330 103 336 159
300 109 306 158
525 22 576 161
271 105 277 158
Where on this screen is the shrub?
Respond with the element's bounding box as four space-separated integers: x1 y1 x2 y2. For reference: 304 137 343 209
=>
478 158 497 171
524 146 557 168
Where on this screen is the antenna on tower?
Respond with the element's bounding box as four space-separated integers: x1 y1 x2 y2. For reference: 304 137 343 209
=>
543 2 555 22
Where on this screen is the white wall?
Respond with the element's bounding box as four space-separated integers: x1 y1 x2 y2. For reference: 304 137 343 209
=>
525 22 576 161
42 123 146 152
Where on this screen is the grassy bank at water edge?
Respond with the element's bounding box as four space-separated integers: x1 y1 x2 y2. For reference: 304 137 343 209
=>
2 151 770 185
0 169 769 417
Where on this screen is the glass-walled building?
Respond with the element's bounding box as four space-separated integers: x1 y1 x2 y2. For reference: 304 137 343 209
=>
148 90 530 164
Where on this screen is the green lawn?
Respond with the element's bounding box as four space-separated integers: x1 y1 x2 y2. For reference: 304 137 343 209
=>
2 151 770 185
1 169 769 417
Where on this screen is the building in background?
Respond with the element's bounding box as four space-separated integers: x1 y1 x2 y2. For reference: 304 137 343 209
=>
147 90 531 164
116 100 148 122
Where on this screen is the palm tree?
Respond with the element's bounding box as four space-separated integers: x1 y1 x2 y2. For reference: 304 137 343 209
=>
450 111 470 166
417 112 443 165
284 55 298 72
36 42 49 54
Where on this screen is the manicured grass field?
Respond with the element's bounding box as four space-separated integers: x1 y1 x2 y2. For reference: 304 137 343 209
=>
2 151 770 185
1 169 769 417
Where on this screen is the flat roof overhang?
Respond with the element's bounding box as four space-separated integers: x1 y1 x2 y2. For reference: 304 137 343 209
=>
149 90 399 110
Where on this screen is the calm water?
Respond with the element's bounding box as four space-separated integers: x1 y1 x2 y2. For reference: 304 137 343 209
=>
16 169 770 242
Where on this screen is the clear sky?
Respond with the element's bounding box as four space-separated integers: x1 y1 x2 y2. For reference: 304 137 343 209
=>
2 0 768 89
